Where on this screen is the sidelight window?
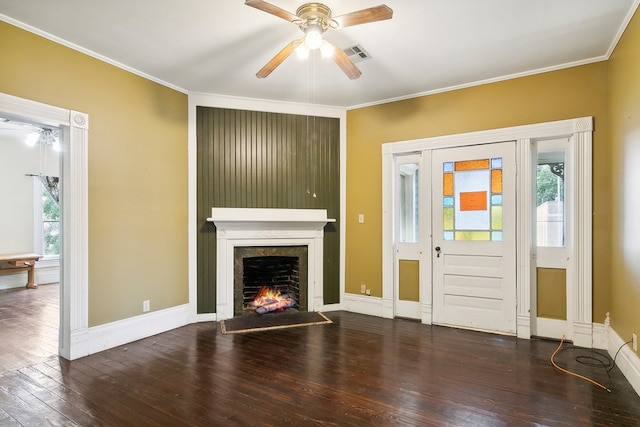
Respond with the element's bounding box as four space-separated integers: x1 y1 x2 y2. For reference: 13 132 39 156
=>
398 163 419 243
536 150 565 247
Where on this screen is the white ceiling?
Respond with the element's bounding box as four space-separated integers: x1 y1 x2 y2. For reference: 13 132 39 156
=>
0 0 638 108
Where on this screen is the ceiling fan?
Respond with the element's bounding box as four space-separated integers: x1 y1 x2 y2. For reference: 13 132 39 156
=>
245 0 393 79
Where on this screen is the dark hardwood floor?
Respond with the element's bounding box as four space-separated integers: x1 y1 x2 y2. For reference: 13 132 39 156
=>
1 285 640 426
0 283 58 373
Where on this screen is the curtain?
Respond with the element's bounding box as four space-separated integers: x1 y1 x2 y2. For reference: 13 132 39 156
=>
40 175 59 204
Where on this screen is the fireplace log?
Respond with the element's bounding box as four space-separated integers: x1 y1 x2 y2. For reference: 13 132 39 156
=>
255 298 295 314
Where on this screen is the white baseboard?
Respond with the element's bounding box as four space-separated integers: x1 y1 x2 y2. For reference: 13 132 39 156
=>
573 321 595 348
608 325 640 397
534 318 567 341
342 293 384 317
592 322 607 349
35 268 59 285
0 274 27 290
196 312 217 322
69 303 191 360
517 314 531 339
316 302 342 312
0 266 59 290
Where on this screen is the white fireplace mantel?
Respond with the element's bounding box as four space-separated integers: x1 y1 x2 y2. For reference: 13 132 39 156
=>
207 208 335 320
208 207 335 235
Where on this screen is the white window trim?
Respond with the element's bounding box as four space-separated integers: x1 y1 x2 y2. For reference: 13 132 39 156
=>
33 179 60 266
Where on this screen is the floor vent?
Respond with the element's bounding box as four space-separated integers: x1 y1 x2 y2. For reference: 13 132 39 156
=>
343 44 372 63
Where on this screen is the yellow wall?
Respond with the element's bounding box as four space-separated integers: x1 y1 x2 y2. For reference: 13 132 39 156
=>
609 9 640 353
0 21 189 326
346 62 611 321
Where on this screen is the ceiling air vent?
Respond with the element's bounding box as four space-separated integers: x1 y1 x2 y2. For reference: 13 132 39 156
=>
343 44 372 63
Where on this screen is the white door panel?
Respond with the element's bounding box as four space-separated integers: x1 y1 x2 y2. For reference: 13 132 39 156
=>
444 254 504 275
432 142 516 334
442 274 504 299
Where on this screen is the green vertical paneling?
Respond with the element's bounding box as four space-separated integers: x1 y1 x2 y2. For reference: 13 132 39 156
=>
196 107 341 313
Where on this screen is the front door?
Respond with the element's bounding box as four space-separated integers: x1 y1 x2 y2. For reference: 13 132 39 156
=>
431 142 516 334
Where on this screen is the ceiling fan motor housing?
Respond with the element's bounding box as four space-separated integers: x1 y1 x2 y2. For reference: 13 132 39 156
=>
296 3 336 30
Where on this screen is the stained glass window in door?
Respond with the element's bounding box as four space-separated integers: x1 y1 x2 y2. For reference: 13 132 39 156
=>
442 157 503 241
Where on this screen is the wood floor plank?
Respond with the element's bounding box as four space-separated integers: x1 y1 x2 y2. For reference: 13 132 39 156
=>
17 365 106 426
71 353 232 426
0 406 21 426
21 361 127 426
1 284 640 426
0 374 66 427
0 370 81 426
0 283 59 372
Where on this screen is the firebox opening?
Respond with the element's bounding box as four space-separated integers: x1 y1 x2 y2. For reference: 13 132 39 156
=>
243 256 299 313
234 246 308 317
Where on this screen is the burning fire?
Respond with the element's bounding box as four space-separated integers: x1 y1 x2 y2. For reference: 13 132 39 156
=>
251 286 295 314
252 286 284 307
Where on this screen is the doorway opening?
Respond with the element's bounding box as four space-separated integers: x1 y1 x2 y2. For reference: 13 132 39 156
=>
0 117 61 369
382 117 593 345
0 92 89 360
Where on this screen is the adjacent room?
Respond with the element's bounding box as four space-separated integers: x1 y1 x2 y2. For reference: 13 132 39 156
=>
1 0 640 424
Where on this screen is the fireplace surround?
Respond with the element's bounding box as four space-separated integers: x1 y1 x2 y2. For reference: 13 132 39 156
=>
207 208 334 320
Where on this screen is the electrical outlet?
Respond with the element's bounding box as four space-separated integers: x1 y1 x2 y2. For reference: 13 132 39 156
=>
633 332 638 352
365 289 371 296
143 300 150 313
360 283 366 294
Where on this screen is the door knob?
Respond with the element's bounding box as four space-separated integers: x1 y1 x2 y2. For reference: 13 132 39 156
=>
435 246 441 258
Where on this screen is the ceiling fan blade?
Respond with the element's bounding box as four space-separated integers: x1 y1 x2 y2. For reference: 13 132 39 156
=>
333 5 393 28
256 39 302 79
244 0 298 23
327 40 362 80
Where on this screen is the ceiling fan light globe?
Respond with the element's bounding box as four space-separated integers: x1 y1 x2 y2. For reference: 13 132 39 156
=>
304 28 323 50
320 39 335 58
296 43 310 59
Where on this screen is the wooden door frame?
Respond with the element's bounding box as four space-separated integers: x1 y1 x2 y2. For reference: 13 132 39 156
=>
382 117 593 346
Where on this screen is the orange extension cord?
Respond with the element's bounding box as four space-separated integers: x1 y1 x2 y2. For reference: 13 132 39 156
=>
550 336 611 392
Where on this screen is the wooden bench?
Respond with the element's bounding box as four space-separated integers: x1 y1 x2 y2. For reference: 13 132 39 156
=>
0 253 42 289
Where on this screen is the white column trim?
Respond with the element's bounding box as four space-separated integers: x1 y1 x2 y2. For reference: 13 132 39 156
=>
516 138 533 339
381 150 394 318
572 118 594 347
